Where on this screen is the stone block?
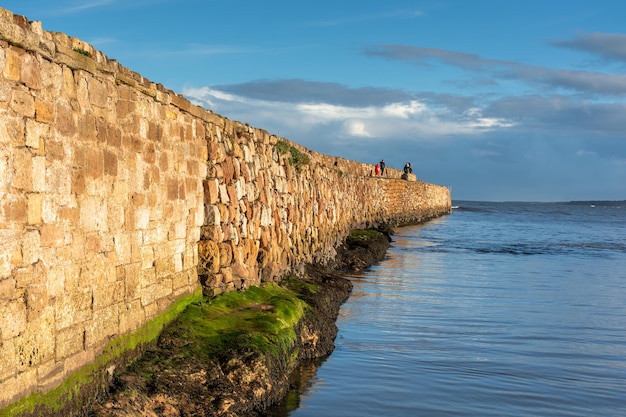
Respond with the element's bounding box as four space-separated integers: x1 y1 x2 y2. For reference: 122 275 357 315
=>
155 256 174 279
0 297 27 339
21 229 41 264
0 369 38 408
55 100 76 137
3 198 27 223
31 155 46 192
113 233 132 265
103 149 117 176
55 325 84 361
2 46 20 81
34 98 54 124
86 304 119 349
55 289 92 331
204 204 220 226
63 347 95 376
85 146 103 179
198 239 220 274
25 119 48 150
20 51 41 90
92 280 123 310
16 308 54 371
13 147 33 191
119 299 144 334
79 196 107 231
203 178 219 205
0 338 17 382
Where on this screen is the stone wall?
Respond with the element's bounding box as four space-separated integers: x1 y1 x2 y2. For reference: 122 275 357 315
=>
0 7 450 414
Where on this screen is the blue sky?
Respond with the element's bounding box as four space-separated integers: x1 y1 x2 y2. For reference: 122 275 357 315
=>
4 1 626 201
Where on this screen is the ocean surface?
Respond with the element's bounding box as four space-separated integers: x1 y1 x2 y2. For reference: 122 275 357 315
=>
268 201 626 417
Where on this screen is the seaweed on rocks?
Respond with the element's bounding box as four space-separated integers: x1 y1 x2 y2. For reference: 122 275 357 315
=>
88 228 391 417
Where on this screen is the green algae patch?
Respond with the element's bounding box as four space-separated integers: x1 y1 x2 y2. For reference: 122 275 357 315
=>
348 228 384 242
171 283 309 361
282 274 320 295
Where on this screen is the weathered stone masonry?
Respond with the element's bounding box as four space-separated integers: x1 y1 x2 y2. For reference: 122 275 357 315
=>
0 7 450 414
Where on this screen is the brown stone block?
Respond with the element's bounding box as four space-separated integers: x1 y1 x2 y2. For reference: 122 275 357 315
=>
106 124 122 148
207 141 224 163
60 65 76 98
40 224 64 248
77 112 97 142
203 178 219 205
195 121 206 138
166 177 178 200
222 159 235 183
159 152 169 172
116 99 135 118
121 134 143 154
55 100 76 137
85 233 101 254
123 263 141 299
200 225 221 242
220 267 233 284
21 52 41 90
147 121 162 142
25 282 48 322
46 138 65 161
142 142 156 164
85 147 103 179
88 77 108 108
3 198 27 223
187 159 199 176
197 239 220 274
103 149 117 176
34 98 54 124
3 47 21 82
71 168 85 194
178 179 186 200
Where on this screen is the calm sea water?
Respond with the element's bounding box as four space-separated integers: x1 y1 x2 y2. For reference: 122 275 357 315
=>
269 201 626 417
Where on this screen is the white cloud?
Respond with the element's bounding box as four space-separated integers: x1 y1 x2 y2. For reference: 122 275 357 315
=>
382 101 426 118
183 86 514 144
345 121 371 137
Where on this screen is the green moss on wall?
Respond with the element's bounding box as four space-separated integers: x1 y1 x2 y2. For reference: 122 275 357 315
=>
1 288 202 417
274 141 310 172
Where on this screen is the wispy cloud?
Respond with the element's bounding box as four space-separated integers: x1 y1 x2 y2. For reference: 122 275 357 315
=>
552 31 626 63
309 9 423 27
50 0 115 15
365 41 626 97
46 0 173 16
213 79 414 107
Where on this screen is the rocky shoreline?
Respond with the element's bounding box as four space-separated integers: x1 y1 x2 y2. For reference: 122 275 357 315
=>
87 228 392 417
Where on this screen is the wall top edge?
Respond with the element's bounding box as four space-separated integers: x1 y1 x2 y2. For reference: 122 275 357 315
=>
0 7 450 181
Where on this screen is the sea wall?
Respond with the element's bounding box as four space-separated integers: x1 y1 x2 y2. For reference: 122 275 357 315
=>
0 7 450 414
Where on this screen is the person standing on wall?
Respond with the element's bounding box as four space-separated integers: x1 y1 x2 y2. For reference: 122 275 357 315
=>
379 159 385 176
375 163 381 176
